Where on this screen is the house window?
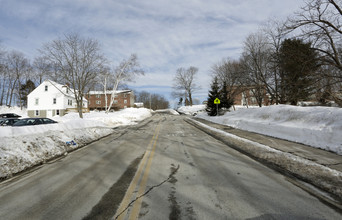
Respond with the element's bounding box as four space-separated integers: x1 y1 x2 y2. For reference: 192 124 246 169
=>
35 98 39 105
35 110 39 116
45 85 48 91
124 99 127 104
124 94 127 98
96 94 101 99
56 110 60 115
96 100 101 105
53 98 56 104
68 100 72 106
114 100 118 104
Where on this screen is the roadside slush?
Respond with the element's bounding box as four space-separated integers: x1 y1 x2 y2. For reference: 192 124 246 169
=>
186 117 342 211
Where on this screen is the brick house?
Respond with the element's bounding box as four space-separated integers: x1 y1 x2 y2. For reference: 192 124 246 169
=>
231 85 270 106
86 90 134 111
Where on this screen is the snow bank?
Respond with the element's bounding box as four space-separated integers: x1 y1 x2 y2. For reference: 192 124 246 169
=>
177 105 206 115
155 109 180 115
188 119 342 200
0 107 152 179
0 106 28 117
197 105 342 155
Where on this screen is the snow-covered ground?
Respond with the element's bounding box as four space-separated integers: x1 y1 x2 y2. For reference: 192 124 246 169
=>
155 109 180 115
177 104 206 115
0 106 152 179
1 104 341 180
182 104 342 155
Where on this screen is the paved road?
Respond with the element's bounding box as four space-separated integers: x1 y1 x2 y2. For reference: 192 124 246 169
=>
0 114 340 219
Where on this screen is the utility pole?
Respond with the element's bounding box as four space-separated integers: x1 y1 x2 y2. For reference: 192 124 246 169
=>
149 93 151 110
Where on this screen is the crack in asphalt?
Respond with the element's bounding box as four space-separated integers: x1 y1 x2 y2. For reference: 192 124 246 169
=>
114 164 180 220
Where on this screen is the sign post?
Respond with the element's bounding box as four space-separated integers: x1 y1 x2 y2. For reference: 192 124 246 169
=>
214 98 220 116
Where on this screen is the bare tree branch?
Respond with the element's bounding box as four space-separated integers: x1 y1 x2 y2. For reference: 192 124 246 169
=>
40 33 107 118
172 66 200 106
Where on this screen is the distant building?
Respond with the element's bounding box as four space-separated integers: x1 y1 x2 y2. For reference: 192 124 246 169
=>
86 90 134 111
27 80 88 117
231 85 270 106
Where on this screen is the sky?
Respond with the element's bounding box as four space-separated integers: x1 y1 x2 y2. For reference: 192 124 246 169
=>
0 0 306 106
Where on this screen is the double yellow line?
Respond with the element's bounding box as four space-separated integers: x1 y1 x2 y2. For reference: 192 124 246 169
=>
114 122 162 220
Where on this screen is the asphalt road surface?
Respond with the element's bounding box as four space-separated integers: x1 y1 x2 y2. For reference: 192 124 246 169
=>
0 114 340 220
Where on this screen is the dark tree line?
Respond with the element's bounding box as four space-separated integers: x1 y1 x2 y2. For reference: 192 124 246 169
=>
135 91 169 110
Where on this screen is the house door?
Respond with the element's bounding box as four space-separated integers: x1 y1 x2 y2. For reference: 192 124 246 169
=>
47 109 53 118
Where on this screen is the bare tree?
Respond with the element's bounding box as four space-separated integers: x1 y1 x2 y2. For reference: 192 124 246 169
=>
94 66 112 111
136 91 169 110
0 44 6 106
106 54 144 113
5 51 31 108
40 33 106 118
172 66 200 106
288 0 342 69
262 19 290 104
32 56 52 84
287 0 342 105
240 32 273 107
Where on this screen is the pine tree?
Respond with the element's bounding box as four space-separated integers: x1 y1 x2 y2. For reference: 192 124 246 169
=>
19 80 36 108
220 81 233 110
206 77 221 116
279 38 318 105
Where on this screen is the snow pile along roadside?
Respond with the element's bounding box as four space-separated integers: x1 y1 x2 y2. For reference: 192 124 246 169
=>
187 118 342 201
0 106 28 118
0 108 152 180
177 104 206 115
155 109 180 115
197 105 342 155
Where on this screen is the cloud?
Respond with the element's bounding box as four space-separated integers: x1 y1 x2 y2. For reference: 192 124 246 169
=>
0 0 305 103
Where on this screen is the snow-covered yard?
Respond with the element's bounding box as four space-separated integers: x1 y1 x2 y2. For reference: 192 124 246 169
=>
183 104 342 155
0 106 152 179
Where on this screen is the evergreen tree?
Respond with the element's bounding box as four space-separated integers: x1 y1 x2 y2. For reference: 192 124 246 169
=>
220 81 233 110
206 77 221 116
279 38 318 105
19 80 36 108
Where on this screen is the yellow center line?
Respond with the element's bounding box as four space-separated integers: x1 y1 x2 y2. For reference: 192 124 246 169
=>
114 121 162 220
128 124 160 220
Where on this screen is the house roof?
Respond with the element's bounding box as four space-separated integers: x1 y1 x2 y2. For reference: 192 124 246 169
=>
88 90 132 95
33 79 88 102
46 80 75 99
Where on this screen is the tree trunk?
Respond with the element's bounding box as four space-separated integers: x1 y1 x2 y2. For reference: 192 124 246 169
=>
78 99 83 118
188 93 193 106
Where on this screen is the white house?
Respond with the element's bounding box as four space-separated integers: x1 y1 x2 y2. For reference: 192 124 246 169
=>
27 80 88 118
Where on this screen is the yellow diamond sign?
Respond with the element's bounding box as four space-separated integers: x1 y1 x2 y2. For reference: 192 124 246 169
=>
214 98 220 104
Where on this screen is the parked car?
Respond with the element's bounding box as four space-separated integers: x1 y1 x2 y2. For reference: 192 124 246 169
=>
12 118 58 126
0 118 21 126
0 113 21 118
